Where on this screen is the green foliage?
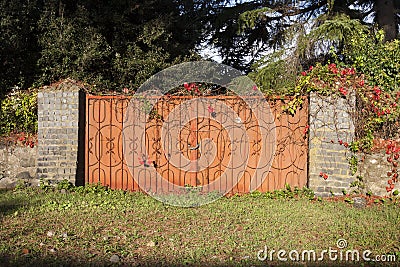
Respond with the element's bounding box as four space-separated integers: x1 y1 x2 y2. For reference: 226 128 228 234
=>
299 14 369 61
237 7 273 34
35 180 112 194
343 30 400 92
277 62 362 114
56 180 74 191
110 30 173 91
36 3 182 92
0 90 37 136
344 197 354 204
36 6 113 88
0 0 205 94
251 186 315 200
348 155 358 176
73 182 111 194
291 61 400 143
248 50 301 95
14 180 30 191
250 15 369 96
39 178 53 192
349 176 365 194
0 0 43 91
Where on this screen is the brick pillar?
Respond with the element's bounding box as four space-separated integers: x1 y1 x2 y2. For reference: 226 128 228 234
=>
37 79 85 185
308 92 356 196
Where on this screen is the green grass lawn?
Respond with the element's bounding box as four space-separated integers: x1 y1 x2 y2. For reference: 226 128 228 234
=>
0 186 399 266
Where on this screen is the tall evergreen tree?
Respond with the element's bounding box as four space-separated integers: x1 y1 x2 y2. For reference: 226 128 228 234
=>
0 0 219 93
205 0 400 72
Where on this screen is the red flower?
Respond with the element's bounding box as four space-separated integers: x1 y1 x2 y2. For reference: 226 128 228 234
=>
303 125 310 135
309 66 313 71
252 85 258 91
339 87 348 96
184 82 196 91
359 80 365 86
328 63 338 74
338 140 343 145
344 142 349 148
301 71 307 76
184 83 190 90
138 156 151 167
319 172 328 180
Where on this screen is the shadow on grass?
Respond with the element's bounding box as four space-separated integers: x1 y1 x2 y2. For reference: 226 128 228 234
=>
0 189 37 217
0 254 392 267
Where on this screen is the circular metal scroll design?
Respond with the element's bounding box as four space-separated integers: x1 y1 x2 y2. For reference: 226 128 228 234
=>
122 61 276 207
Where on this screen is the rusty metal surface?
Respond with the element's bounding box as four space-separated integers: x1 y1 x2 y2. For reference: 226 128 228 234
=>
85 95 308 193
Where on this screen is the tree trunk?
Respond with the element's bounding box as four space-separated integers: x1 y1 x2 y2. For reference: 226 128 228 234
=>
374 0 397 41
331 0 352 15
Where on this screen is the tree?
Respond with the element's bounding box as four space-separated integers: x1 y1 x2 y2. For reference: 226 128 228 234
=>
0 0 44 95
36 0 206 91
205 0 400 72
0 0 214 93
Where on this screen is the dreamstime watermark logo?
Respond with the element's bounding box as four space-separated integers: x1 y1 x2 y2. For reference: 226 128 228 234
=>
122 61 276 207
257 239 397 263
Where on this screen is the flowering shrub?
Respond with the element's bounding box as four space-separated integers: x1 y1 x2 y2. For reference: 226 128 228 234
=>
293 62 400 193
344 30 400 93
0 89 37 136
295 63 361 96
296 63 400 144
385 141 400 192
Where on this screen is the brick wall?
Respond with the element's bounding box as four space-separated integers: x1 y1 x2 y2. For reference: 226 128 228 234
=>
37 79 85 185
308 92 356 196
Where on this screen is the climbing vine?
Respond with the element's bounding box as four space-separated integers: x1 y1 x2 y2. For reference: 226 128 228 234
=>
290 62 400 193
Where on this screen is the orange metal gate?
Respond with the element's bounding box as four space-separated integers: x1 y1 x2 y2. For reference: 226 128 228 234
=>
85 95 308 194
